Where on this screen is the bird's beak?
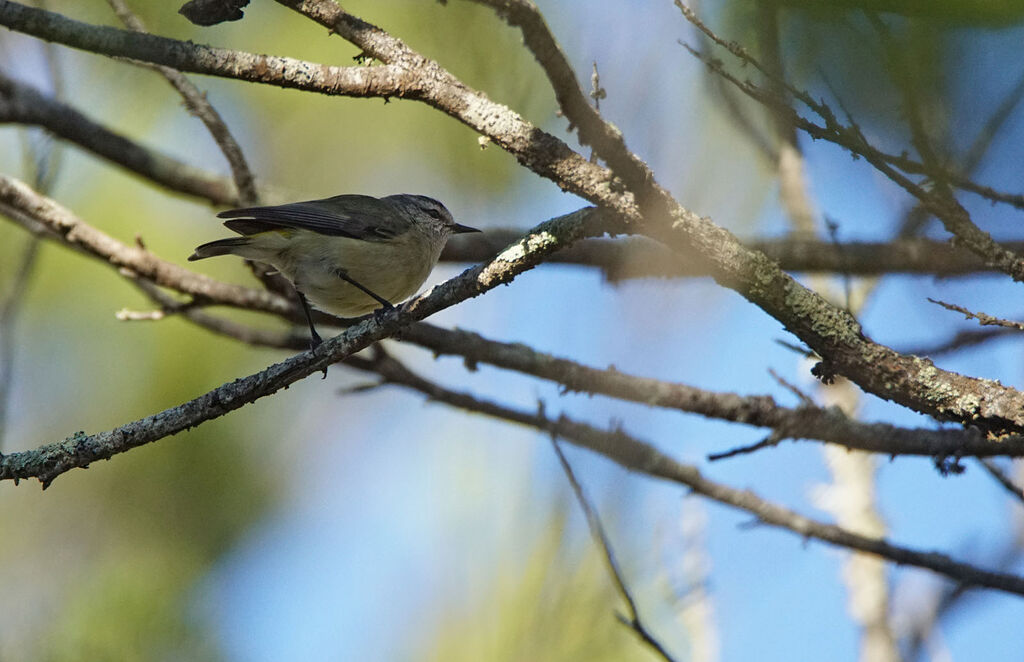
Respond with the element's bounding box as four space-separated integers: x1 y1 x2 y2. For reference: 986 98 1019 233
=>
452 223 481 234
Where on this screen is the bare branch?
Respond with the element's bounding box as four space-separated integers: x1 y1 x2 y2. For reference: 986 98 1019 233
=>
123 276 308 350
551 438 678 662
401 325 1024 458
0 72 238 205
928 298 1024 332
346 352 1024 598
7 1 1024 433
106 0 258 205
10 185 1013 461
678 7 1024 281
465 0 656 196
0 175 286 314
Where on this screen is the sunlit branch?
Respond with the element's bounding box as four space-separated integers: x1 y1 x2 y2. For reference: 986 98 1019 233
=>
0 175 285 314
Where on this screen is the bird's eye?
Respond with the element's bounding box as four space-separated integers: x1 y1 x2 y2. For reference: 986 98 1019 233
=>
425 208 442 220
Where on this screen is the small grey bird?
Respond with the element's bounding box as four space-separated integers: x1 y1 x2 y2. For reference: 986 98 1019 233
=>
189 193 479 347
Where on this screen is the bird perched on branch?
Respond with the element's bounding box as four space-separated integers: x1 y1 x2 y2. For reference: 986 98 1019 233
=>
190 193 479 348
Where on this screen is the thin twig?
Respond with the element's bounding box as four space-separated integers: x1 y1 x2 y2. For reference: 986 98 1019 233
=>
927 298 1024 332
105 0 258 205
551 437 678 661
978 459 1024 507
677 6 1024 280
707 434 780 461
0 237 40 447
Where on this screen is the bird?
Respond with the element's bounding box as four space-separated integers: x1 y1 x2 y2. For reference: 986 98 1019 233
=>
189 193 479 348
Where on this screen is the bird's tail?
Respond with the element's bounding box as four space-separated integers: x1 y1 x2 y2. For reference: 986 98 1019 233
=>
188 237 251 261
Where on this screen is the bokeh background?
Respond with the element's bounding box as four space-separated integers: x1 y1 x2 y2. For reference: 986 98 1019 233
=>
2 1 1024 660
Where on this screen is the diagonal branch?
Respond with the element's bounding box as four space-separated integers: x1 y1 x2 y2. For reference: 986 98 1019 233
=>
346 351 1024 598
0 71 238 205
0 175 285 314
928 298 1024 332
400 324 1024 458
114 271 1024 462
105 0 258 205
551 437 678 661
465 0 655 196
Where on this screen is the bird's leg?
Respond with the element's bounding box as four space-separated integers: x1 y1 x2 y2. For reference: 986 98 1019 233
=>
296 290 328 378
296 290 323 349
334 270 393 311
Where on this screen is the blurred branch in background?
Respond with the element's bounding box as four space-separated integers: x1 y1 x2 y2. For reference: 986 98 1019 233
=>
0 31 61 449
551 436 678 662
0 234 39 448
0 71 238 205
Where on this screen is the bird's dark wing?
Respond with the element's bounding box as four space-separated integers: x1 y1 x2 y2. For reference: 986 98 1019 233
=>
217 194 402 241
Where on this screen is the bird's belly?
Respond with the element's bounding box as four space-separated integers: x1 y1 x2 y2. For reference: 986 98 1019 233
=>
275 236 434 317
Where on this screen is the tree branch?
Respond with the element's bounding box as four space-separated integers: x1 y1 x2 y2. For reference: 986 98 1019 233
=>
0 175 286 314
105 0 258 205
0 71 238 205
347 351 1024 598
400 324 1024 458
